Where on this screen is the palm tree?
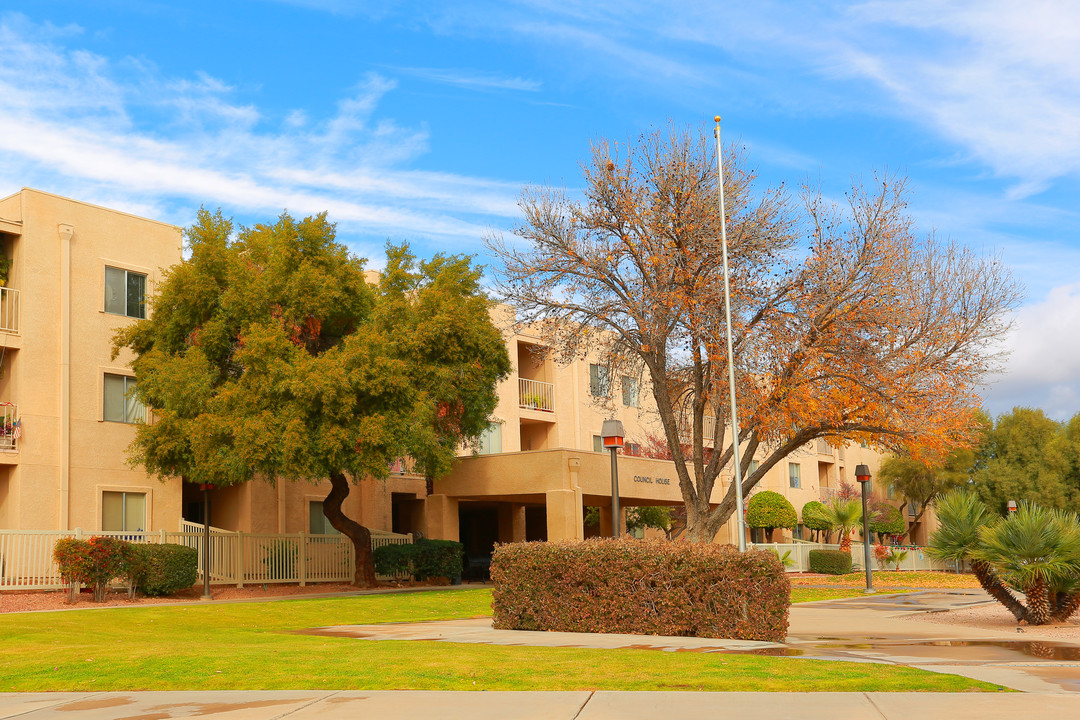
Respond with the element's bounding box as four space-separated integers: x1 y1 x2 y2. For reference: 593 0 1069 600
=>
926 489 1028 622
823 498 862 553
975 504 1080 625
928 491 1080 625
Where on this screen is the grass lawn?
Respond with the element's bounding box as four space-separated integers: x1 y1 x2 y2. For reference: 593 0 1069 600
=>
0 588 1000 693
789 587 916 603
789 571 981 589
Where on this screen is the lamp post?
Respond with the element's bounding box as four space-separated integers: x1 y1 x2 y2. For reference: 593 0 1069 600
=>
602 419 626 539
855 465 874 594
1007 500 1018 513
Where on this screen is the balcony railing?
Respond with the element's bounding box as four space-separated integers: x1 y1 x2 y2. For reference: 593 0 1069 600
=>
0 402 19 452
679 415 718 444
518 377 554 412
0 287 19 334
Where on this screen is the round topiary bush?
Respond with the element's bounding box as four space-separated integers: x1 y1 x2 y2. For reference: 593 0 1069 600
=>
746 490 798 534
869 501 905 536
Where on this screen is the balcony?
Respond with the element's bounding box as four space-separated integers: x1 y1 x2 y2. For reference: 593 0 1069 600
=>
0 402 19 452
679 415 718 445
518 378 554 413
0 287 19 334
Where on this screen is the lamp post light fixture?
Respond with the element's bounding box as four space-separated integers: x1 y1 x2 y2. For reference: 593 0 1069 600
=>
855 464 874 594
602 419 626 539
1007 500 1018 513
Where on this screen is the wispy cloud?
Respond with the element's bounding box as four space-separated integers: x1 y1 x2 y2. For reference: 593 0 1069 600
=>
394 66 541 92
0 13 522 248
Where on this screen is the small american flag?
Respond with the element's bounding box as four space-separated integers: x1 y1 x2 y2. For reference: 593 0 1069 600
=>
11 419 20 441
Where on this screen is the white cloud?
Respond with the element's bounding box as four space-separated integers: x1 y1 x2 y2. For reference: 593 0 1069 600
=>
0 13 523 247
394 67 542 92
983 283 1080 420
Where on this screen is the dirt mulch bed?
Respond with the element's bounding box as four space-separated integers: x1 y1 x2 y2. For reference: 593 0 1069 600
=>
912 602 1080 642
0 580 457 614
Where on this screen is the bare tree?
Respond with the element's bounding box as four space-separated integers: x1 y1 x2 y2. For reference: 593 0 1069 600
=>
489 125 1021 542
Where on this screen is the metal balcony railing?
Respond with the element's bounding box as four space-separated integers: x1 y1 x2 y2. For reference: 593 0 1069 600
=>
518 378 555 412
0 287 19 334
0 402 19 452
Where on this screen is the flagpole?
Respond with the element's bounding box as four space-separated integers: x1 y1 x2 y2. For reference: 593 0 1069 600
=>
715 115 747 552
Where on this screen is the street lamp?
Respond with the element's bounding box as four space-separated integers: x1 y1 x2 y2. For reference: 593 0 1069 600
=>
1007 500 1018 513
602 419 625 539
855 465 874 594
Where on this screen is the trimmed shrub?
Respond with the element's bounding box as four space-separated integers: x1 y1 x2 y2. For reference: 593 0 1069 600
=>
746 491 797 533
131 543 198 596
868 501 905 536
491 539 790 642
808 549 852 575
801 501 832 532
373 539 464 581
52 536 133 602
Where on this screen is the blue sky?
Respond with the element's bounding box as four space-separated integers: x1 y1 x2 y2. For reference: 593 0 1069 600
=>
2 1 1079 419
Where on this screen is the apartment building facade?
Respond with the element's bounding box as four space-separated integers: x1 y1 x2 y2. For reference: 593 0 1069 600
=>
0 189 914 554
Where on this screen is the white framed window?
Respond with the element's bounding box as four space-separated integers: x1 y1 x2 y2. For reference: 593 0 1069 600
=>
477 422 502 455
788 462 801 489
309 501 340 535
589 364 610 397
103 374 146 424
621 376 639 407
592 435 604 453
105 266 147 319
102 491 146 532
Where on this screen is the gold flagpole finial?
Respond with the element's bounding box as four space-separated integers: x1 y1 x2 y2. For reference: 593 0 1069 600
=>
714 115 721 123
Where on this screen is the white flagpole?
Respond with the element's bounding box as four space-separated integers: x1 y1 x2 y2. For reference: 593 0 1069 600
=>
715 115 747 552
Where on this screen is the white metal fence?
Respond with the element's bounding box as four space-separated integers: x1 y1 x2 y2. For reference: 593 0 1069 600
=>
518 377 555 412
752 541 957 573
0 524 414 592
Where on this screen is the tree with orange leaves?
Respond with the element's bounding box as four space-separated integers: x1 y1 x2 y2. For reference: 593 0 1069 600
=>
489 125 1021 543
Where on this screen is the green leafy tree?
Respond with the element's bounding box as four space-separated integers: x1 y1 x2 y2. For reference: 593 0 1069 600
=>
878 444 976 541
627 506 673 538
801 500 832 542
114 210 510 586
973 408 1077 514
745 490 797 540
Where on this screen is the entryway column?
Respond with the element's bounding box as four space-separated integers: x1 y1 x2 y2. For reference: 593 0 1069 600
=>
424 494 459 541
498 503 527 543
545 488 584 541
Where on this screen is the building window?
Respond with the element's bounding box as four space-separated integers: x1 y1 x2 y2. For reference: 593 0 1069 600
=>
589 364 610 397
105 266 147 319
476 422 502 455
621 376 639 407
593 435 604 453
749 459 760 476
103 374 146 424
309 501 339 535
624 442 642 456
887 482 896 500
102 491 146 532
788 462 801 489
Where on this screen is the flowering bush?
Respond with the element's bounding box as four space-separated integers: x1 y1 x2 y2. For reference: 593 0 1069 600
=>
491 539 790 642
52 536 133 602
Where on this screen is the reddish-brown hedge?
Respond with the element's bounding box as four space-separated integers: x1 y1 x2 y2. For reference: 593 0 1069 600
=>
491 539 791 642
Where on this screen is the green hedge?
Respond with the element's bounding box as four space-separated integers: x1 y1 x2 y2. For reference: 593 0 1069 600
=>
800 501 832 531
131 543 198 596
491 539 790 642
869 501 905 535
373 539 463 580
808 549 852 575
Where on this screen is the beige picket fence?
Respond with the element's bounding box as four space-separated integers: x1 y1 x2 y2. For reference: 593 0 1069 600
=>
0 524 413 591
751 541 958 573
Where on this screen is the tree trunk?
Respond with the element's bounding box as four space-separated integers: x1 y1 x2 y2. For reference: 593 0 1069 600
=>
1052 591 1080 623
839 532 852 553
323 470 377 587
1026 579 1052 625
970 560 1028 623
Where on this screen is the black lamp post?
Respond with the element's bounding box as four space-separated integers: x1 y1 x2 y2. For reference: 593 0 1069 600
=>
855 465 874 594
601 419 626 539
201 483 213 600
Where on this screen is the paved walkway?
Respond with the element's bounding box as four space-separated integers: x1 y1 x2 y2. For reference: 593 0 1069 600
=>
5 691 1080 719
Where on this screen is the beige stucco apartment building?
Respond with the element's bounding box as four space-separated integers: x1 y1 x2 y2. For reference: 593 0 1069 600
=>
0 188 916 557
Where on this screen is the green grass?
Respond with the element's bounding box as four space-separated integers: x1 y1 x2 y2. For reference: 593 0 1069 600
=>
790 587 917 603
0 589 1000 693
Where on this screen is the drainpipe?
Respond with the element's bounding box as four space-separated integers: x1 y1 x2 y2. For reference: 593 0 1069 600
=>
58 224 74 531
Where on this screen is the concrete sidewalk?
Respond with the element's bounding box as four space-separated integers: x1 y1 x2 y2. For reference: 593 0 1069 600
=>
3 691 1080 719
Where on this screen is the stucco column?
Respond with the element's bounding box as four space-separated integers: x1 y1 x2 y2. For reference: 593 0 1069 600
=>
58 223 74 531
498 503 527 544
425 494 459 541
545 488 584 541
